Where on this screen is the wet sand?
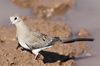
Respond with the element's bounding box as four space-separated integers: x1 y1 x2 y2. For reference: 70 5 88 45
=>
0 0 100 66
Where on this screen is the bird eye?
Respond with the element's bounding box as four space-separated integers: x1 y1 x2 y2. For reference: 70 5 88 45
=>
14 17 17 20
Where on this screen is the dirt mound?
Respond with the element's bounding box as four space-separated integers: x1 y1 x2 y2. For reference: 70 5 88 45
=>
0 17 91 66
11 0 74 18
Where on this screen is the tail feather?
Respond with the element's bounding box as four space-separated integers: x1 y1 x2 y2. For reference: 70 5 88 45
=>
52 36 94 44
62 38 94 43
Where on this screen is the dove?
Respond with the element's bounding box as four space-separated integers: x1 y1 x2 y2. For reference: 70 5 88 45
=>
10 15 94 60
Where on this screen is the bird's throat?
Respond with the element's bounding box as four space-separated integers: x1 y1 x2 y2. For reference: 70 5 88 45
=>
15 21 30 37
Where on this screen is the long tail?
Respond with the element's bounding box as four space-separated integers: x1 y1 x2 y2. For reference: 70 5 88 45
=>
62 38 94 43
53 36 94 43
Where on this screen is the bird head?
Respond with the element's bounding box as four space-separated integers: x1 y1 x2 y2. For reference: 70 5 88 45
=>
10 15 22 24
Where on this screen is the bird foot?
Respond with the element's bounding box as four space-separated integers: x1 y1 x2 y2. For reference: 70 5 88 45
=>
21 48 26 51
16 43 21 49
34 54 44 60
34 55 39 60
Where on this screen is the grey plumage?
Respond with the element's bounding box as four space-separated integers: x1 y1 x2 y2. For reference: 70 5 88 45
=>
10 15 94 60
10 15 63 59
24 32 59 49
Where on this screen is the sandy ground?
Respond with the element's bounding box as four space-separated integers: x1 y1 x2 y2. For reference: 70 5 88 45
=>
0 0 96 66
0 17 91 66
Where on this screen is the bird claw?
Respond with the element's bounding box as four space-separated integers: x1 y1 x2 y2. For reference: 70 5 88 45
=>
34 54 44 60
16 43 21 49
21 48 26 51
34 54 39 60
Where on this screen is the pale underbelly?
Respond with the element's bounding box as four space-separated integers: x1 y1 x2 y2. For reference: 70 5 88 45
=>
19 41 30 49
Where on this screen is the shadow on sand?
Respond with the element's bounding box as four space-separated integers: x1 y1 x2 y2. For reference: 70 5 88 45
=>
40 51 75 63
19 48 93 64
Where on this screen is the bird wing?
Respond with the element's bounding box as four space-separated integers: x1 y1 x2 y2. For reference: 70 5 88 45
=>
25 31 53 49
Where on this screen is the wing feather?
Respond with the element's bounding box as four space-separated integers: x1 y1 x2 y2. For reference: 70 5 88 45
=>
25 31 53 49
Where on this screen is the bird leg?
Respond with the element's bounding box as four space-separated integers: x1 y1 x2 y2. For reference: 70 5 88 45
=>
32 49 41 60
16 42 21 49
21 48 26 51
34 54 40 60
35 53 44 60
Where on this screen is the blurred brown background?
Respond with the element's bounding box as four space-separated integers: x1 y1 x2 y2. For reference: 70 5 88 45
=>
0 0 100 66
